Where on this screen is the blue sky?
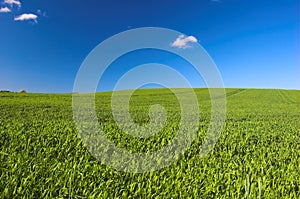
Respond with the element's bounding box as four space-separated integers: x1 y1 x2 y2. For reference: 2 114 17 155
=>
0 0 299 93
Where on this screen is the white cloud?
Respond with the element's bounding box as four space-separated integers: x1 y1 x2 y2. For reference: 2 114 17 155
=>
171 34 198 49
37 9 47 17
0 7 11 13
4 0 21 7
14 13 38 22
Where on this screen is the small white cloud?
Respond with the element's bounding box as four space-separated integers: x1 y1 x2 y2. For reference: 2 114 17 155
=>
171 34 198 49
0 7 11 13
4 0 21 7
14 13 38 22
37 9 47 17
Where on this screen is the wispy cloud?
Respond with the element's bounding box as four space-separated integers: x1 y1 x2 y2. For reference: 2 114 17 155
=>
4 0 21 7
171 34 198 49
14 13 38 22
37 9 47 17
0 7 11 13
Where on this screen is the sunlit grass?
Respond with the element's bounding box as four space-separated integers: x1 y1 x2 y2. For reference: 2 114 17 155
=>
0 89 299 198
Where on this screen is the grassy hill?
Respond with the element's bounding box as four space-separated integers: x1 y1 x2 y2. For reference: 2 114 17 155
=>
0 88 299 198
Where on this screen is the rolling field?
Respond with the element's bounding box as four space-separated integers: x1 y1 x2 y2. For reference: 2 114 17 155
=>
0 88 299 198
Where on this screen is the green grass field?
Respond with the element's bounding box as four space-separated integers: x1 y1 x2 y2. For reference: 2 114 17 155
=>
0 88 299 198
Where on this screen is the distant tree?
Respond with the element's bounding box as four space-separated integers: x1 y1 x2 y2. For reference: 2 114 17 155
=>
0 90 11 93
